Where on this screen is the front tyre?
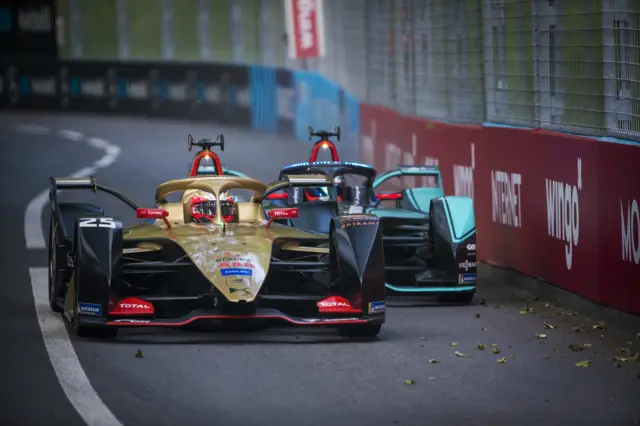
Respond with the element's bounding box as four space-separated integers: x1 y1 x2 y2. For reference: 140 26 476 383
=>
48 214 63 313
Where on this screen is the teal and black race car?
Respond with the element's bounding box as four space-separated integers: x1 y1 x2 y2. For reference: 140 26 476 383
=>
263 128 477 303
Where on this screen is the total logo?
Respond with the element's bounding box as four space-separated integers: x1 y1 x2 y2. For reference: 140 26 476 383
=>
318 300 350 308
109 297 154 315
621 198 639 265
119 303 151 310
545 158 581 270
458 260 476 271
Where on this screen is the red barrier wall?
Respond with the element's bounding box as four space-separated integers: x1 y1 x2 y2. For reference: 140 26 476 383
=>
360 105 640 314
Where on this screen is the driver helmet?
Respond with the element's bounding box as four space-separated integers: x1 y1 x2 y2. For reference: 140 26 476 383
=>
190 190 237 223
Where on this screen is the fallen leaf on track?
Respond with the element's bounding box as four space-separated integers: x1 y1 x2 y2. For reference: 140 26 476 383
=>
492 348 501 355
520 306 536 314
497 357 508 363
544 322 556 330
592 322 606 330
575 360 592 367
454 351 470 358
475 313 480 318
535 334 547 339
450 342 458 347
481 327 488 331
543 356 550 360
571 327 582 333
477 344 485 350
428 359 440 364
569 344 584 352
428 376 436 381
404 379 415 385
135 349 144 359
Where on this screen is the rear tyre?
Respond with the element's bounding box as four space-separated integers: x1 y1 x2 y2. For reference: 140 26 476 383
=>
337 324 382 340
438 291 475 304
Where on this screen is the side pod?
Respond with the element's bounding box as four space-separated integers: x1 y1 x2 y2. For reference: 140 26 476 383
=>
429 197 476 272
329 215 386 307
74 217 123 324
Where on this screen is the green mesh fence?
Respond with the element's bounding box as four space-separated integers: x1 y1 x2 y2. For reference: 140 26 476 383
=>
52 0 640 141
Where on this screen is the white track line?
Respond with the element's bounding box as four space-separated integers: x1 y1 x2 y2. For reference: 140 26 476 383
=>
29 268 123 426
58 129 86 142
24 132 122 249
24 128 124 426
17 124 51 135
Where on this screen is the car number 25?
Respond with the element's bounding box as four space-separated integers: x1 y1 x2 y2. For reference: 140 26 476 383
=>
78 218 117 229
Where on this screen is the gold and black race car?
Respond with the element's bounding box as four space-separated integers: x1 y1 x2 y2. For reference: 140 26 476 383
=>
47 164 387 340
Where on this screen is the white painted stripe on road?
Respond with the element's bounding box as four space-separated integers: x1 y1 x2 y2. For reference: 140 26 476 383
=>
17 124 51 135
24 134 122 249
87 137 109 149
29 268 124 426
58 129 86 142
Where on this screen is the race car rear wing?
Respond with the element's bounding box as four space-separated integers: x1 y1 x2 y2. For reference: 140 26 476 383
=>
396 165 441 175
49 176 140 210
373 165 443 190
259 174 332 202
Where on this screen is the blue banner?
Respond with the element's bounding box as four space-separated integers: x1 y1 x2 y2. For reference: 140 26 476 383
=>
292 71 340 142
249 66 278 133
339 90 360 161
249 65 294 135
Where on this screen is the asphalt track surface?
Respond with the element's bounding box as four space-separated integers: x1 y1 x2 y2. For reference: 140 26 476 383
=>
0 112 639 426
